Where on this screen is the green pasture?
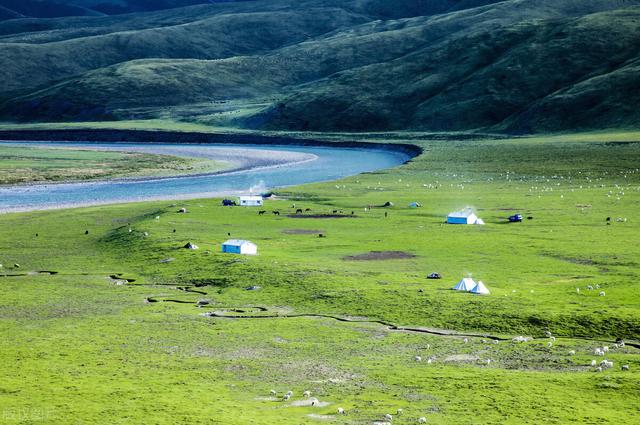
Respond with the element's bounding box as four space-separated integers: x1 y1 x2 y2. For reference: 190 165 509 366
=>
0 132 639 423
0 144 226 184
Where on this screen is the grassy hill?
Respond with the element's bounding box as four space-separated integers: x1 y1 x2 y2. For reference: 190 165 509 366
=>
0 0 639 133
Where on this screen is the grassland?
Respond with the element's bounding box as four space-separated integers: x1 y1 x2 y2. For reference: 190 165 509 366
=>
0 130 639 424
0 144 226 184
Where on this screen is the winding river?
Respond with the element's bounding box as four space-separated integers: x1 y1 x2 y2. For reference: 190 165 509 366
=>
0 141 411 213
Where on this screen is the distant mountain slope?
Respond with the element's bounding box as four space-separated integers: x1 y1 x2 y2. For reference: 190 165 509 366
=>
1 0 639 133
0 0 104 19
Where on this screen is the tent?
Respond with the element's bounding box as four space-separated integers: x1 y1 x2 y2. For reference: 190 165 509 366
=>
222 239 258 255
238 195 263 207
470 280 490 295
447 208 478 224
452 277 476 291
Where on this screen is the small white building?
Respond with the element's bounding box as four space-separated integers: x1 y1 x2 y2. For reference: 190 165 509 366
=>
447 208 481 224
238 195 263 207
221 239 258 255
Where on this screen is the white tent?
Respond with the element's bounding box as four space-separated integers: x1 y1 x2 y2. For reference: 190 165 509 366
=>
447 208 478 224
238 195 263 207
470 280 490 295
452 277 476 291
222 239 258 255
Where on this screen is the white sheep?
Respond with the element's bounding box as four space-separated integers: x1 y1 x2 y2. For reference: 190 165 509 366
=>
337 407 345 415
595 284 601 289
550 336 556 342
493 340 499 345
310 397 319 406
622 364 630 371
303 390 311 398
594 348 604 356
568 350 576 355
576 287 580 293
286 390 293 397
415 356 422 362
384 413 393 421
486 359 492 365
590 360 597 366
547 341 553 348
620 341 626 347
427 358 433 364
270 390 276 396
595 366 603 372
603 346 609 353
396 409 403 415
544 331 552 337
418 418 427 424
599 291 606 297
481 339 487 344
282 394 290 401
463 338 469 344
587 285 594 290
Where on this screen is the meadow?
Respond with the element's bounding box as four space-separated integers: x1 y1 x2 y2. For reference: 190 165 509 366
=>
0 144 226 184
0 131 639 424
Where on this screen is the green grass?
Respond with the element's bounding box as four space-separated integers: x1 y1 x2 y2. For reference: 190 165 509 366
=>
0 144 226 184
0 131 639 423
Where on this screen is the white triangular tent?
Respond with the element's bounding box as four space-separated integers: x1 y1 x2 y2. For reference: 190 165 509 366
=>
470 280 490 295
453 277 476 291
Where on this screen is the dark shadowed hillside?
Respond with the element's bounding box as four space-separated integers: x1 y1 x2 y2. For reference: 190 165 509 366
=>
0 0 639 133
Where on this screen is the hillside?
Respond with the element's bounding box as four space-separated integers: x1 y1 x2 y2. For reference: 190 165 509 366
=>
0 0 639 133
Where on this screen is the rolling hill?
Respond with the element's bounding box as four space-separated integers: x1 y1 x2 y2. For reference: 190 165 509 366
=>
0 0 639 133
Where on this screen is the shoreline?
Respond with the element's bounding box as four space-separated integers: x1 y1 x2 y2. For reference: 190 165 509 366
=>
0 128 423 157
0 142 319 189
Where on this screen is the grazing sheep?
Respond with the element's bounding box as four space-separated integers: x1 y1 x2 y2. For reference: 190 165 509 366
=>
599 291 605 297
620 341 626 348
13 263 20 268
143 232 149 237
415 356 422 362
544 331 552 337
418 418 427 424
587 285 594 290
576 287 580 293
622 364 630 371
481 339 487 344
270 390 276 396
603 346 609 353
595 366 603 372
493 340 499 345
286 391 293 396
310 397 319 406
396 409 403 415
303 390 311 398
486 359 492 365
550 336 556 342
547 342 553 348
337 407 345 415
178 207 187 213
463 338 469 344
568 350 576 356
595 284 601 289
427 358 433 364
384 413 393 421
591 360 597 366
282 394 290 401
155 216 160 220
